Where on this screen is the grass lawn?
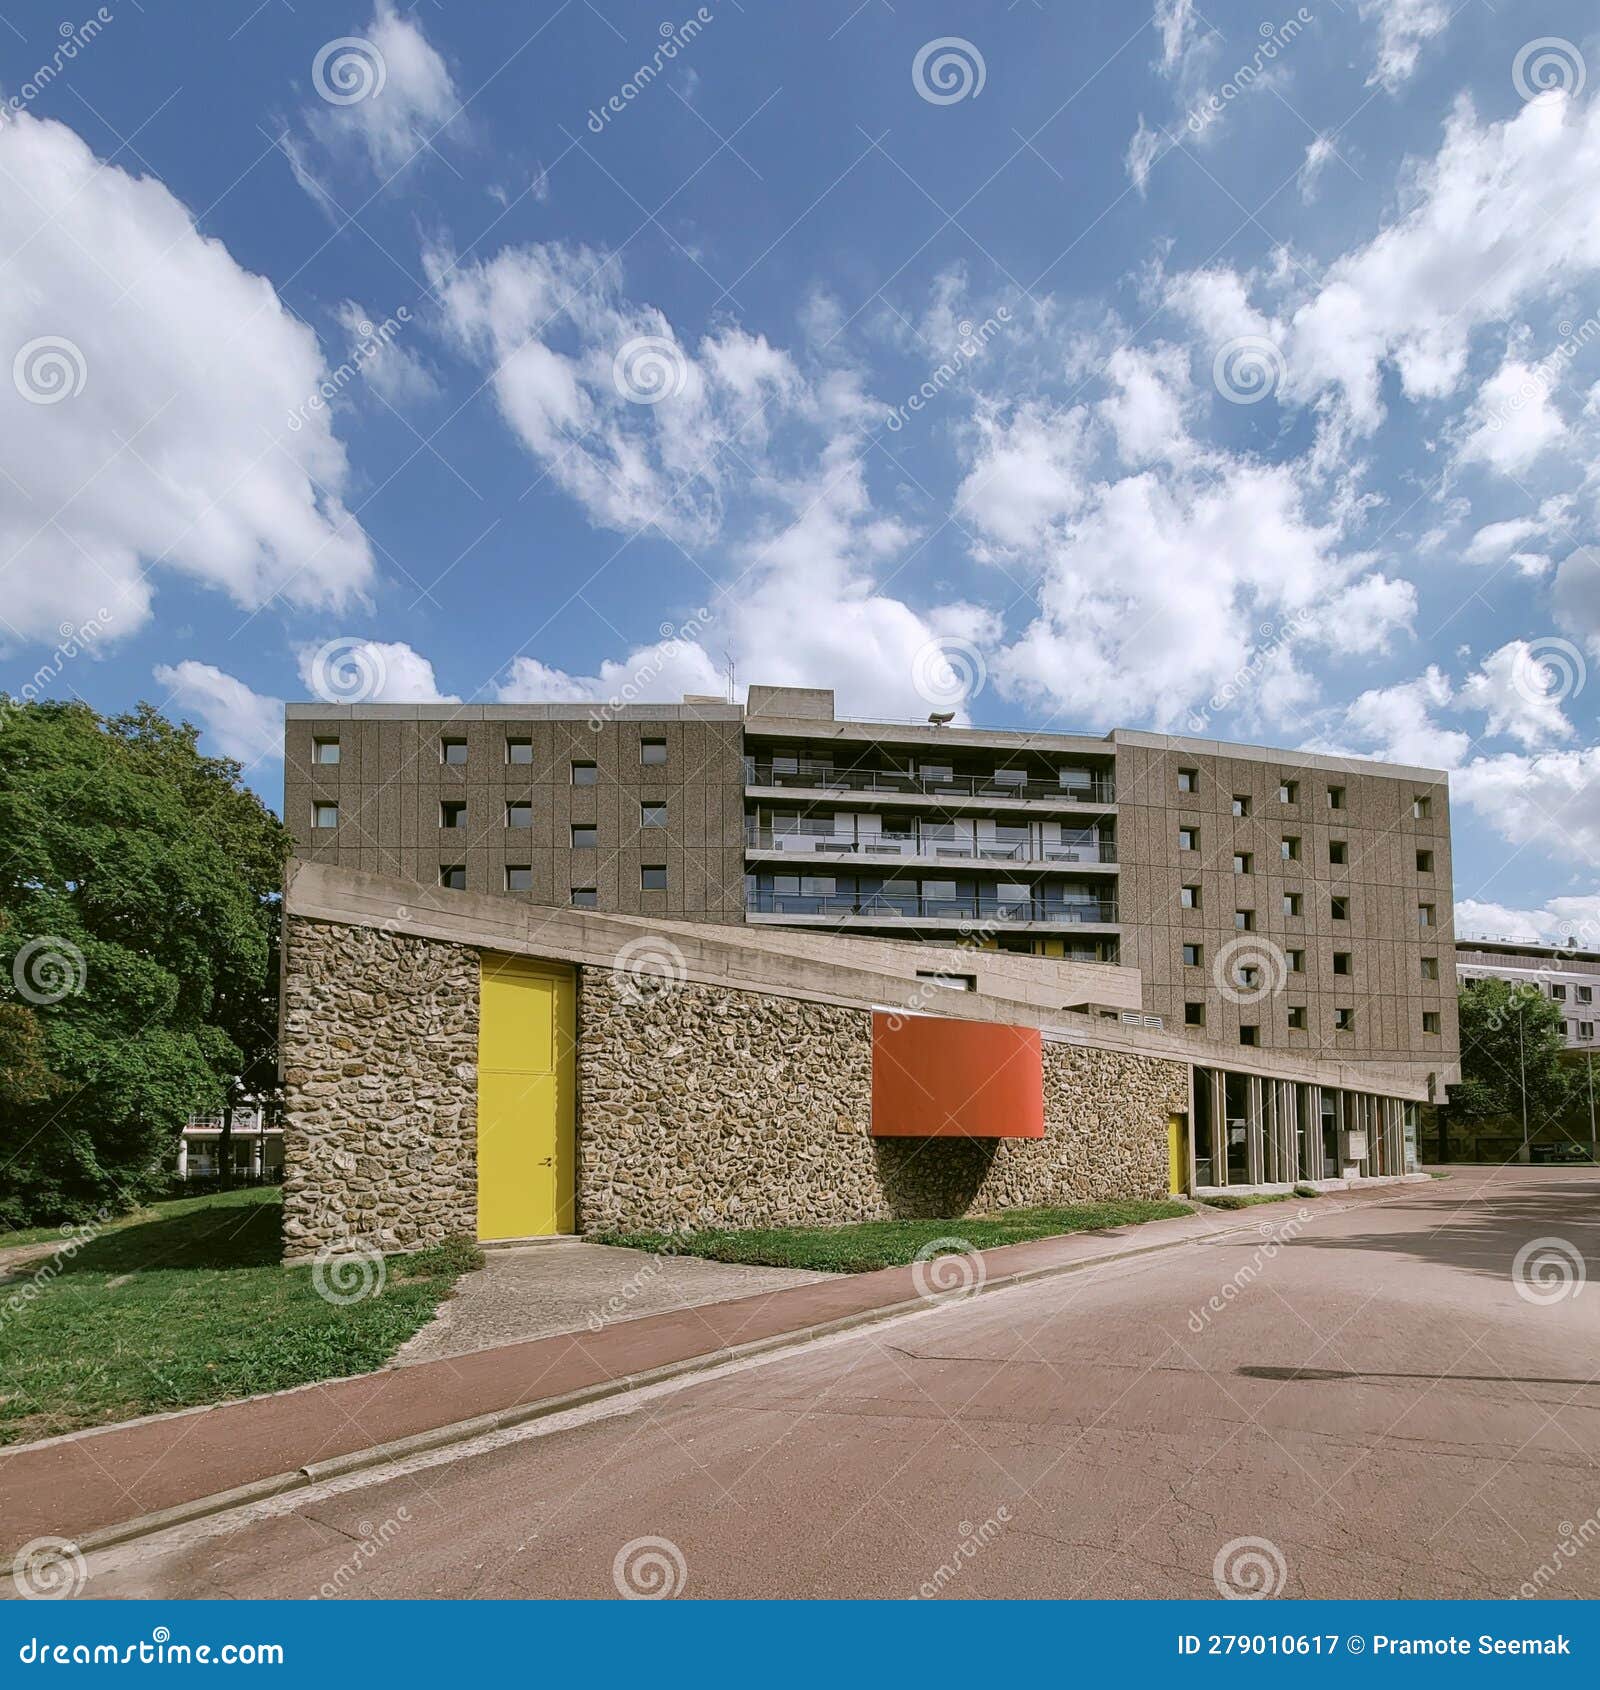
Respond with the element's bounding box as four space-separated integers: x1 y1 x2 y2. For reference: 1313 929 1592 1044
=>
0 1188 479 1446
596 1198 1192 1274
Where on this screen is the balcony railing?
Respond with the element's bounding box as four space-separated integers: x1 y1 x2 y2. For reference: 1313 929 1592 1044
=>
745 827 1117 865
745 893 1120 924
744 761 1115 805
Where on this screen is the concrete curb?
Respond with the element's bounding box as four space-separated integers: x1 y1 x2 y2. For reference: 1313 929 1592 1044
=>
40 1188 1420 1566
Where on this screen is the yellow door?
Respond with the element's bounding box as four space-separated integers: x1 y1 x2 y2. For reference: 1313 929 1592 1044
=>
1168 1113 1188 1197
476 956 575 1240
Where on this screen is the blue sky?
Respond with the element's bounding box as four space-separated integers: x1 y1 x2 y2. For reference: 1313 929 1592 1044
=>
3 0 1600 939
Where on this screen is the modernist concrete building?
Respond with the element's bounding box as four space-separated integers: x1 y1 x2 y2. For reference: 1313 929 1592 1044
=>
1456 937 1600 1052
277 685 1456 1248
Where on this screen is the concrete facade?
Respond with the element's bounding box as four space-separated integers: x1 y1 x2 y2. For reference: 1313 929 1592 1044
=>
284 686 1458 1095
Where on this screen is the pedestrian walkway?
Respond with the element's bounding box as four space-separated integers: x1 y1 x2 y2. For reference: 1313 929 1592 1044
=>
0 1185 1425 1563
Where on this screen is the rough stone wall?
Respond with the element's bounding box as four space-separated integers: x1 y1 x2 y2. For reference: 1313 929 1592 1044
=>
281 917 479 1256
576 970 1187 1234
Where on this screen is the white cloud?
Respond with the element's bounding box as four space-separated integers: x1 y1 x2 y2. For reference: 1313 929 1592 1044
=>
295 640 457 702
0 115 372 648
303 2 458 179
1456 639 1577 748
1463 495 1574 564
1337 667 1470 769
1454 355 1567 475
154 662 284 766
1299 135 1336 204
333 300 439 409
1455 895 1600 946
1125 117 1165 194
1454 749 1600 865
498 637 724 706
1361 0 1451 91
1553 546 1600 657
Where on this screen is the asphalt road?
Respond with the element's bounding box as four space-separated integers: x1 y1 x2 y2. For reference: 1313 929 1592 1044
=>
87 1167 1600 1601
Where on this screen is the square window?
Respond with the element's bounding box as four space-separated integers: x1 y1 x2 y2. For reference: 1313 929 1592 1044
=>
1282 836 1300 861
1239 1026 1259 1047
641 801 668 828
440 865 466 891
1331 895 1348 921
440 800 466 829
1185 1001 1205 1027
1416 849 1434 872
1421 956 1439 981
1329 840 1347 866
571 761 598 786
313 800 339 829
1235 909 1254 931
1233 852 1252 875
1413 795 1431 819
1334 1006 1354 1031
640 739 668 766
1287 1005 1307 1030
1582 1021 1596 1040
1286 949 1304 972
506 802 532 829
1422 1011 1441 1034
1178 826 1197 851
1180 884 1200 910
1419 903 1435 928
641 864 668 891
1328 785 1345 809
1333 951 1352 976
441 737 467 765
506 737 533 765
571 824 597 849
505 866 533 891
1177 767 1197 793
1579 986 1594 1005
1284 892 1303 916
1278 780 1299 804
313 737 341 765
1182 942 1202 967
1236 965 1260 990
1231 795 1250 818
1551 983 1567 1001
570 887 598 909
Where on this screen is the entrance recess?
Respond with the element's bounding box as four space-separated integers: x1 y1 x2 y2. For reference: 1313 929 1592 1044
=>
476 956 575 1239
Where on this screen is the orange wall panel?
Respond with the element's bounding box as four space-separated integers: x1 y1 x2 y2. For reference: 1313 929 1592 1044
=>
870 1011 1045 1139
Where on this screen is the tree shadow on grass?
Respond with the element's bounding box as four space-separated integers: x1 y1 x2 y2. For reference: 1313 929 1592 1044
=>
63 1192 284 1275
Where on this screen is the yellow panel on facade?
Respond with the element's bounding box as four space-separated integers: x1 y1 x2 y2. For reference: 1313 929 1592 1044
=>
1167 1114 1188 1197
476 956 575 1240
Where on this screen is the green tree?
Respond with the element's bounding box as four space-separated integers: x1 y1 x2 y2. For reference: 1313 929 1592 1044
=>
0 699 290 1225
1449 977 1574 1148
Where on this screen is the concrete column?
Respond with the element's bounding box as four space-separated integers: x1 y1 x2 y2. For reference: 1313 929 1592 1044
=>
177 1137 188 1179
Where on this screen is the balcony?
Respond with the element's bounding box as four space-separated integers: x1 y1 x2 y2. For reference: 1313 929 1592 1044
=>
745 826 1117 867
745 892 1120 927
744 760 1115 806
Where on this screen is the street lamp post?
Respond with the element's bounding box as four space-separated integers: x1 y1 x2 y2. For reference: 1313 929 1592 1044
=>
1518 995 1530 1165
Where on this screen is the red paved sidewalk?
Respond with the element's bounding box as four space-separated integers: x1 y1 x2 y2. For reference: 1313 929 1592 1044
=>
0 1186 1422 1560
